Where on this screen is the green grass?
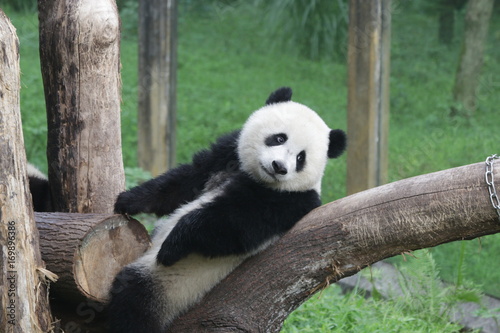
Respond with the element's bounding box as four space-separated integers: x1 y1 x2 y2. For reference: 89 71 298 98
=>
4 1 500 330
282 250 479 333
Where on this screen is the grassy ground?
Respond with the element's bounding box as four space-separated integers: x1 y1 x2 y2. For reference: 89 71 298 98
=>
282 250 478 333
4 1 500 330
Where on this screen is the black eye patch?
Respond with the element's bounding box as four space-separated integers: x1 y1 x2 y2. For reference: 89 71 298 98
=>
296 151 306 172
265 133 288 147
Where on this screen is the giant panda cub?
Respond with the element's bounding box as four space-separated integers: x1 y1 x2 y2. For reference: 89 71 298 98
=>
108 87 346 332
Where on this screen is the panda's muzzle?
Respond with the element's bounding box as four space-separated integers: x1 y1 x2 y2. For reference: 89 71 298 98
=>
260 162 284 180
272 161 288 175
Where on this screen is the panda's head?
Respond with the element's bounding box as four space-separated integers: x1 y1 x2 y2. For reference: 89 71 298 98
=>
238 87 346 193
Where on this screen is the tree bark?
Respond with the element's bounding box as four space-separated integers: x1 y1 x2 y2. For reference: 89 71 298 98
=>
35 213 150 304
168 162 500 332
0 10 54 332
138 0 177 176
452 0 494 115
38 0 125 213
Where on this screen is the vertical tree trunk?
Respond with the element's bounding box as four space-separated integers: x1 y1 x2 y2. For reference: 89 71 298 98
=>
38 0 125 213
138 0 177 176
346 0 391 195
452 0 494 115
0 10 54 332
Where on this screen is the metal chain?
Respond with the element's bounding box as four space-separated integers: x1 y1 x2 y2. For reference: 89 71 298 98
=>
485 154 500 220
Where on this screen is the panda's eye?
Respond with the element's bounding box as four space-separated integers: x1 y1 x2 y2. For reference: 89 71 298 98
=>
297 151 305 162
296 151 306 172
265 133 288 146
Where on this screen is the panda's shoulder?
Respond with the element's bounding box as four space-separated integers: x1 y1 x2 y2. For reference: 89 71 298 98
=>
192 130 240 169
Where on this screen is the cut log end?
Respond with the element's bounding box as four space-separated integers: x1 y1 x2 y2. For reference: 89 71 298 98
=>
74 215 151 301
36 213 151 303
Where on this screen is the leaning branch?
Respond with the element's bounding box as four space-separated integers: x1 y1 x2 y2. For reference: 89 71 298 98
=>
168 162 500 332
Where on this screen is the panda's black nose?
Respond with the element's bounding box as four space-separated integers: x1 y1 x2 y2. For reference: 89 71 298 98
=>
272 161 288 175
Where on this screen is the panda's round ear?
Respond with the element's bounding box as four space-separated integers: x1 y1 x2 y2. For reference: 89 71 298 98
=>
328 129 347 159
265 87 293 105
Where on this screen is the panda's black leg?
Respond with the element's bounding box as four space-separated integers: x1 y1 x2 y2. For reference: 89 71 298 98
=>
108 266 164 333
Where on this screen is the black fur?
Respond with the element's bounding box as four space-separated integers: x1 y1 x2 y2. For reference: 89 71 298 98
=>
114 130 240 216
108 267 164 333
157 173 320 266
328 129 347 159
28 172 53 212
265 87 292 105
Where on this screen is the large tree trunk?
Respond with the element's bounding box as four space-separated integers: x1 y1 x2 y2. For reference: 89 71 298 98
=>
38 0 125 213
138 0 177 176
168 161 500 332
452 0 494 115
0 10 54 332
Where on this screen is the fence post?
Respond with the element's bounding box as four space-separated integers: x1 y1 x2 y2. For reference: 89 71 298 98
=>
346 0 391 195
138 0 178 176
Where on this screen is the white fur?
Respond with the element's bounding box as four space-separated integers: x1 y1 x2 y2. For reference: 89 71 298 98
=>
238 101 331 193
27 163 47 180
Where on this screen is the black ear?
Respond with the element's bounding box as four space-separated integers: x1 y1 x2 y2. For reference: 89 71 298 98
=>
328 129 347 158
265 87 293 105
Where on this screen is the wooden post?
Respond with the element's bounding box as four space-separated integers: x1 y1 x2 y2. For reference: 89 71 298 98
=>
346 0 391 195
0 10 54 332
452 0 494 114
38 0 125 213
138 0 177 176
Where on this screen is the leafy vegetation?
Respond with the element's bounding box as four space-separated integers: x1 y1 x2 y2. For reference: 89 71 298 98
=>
3 0 500 330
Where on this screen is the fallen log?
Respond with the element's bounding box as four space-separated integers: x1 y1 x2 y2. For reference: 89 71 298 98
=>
35 213 150 304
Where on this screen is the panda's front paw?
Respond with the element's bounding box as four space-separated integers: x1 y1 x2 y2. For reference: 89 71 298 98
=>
114 191 142 215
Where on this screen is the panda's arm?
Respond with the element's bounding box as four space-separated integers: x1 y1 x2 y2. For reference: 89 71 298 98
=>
157 200 257 265
156 188 320 266
114 130 240 216
156 206 260 266
114 164 208 216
